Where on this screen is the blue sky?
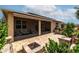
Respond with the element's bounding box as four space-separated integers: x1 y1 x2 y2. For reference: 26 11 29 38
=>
56 5 76 11
0 5 79 24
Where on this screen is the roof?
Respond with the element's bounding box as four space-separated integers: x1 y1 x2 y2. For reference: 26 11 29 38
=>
1 9 64 23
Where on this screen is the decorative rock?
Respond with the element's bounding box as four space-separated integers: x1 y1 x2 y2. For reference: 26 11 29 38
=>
70 44 76 50
0 44 11 53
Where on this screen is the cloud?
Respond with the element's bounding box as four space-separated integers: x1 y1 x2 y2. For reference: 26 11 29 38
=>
61 9 78 23
24 5 56 17
26 5 56 12
24 5 79 24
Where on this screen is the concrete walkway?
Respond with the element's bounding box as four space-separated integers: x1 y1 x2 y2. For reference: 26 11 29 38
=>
12 33 64 53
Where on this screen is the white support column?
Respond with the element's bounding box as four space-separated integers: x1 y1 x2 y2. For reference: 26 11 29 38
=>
7 12 14 42
38 20 41 35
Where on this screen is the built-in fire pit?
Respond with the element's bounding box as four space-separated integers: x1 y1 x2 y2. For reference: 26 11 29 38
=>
28 42 40 50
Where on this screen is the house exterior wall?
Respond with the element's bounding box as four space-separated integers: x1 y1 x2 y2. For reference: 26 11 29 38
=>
7 12 14 42
13 13 52 22
51 21 56 33
3 10 57 42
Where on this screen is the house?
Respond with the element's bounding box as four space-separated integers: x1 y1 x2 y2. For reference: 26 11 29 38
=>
2 9 64 42
1 9 66 52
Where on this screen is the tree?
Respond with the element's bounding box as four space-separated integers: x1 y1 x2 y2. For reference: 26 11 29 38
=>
75 9 79 19
74 6 79 19
62 23 75 37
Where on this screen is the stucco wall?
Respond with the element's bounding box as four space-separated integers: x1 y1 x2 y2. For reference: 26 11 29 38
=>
51 21 56 32
6 12 14 41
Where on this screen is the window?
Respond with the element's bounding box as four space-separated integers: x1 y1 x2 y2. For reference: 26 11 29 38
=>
16 20 21 29
14 17 28 37
41 21 51 32
22 21 27 29
45 23 50 31
15 20 27 29
61 24 64 28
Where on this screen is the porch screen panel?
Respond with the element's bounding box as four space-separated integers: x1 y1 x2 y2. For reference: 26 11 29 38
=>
41 21 51 34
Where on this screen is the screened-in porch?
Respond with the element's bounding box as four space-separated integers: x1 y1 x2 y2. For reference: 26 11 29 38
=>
2 9 57 42
14 17 51 41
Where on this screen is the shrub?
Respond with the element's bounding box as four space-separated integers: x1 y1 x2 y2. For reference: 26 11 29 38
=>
72 39 79 53
0 20 7 50
44 39 58 53
73 44 79 53
44 38 70 53
75 30 79 38
57 42 70 53
44 38 79 53
62 23 75 37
